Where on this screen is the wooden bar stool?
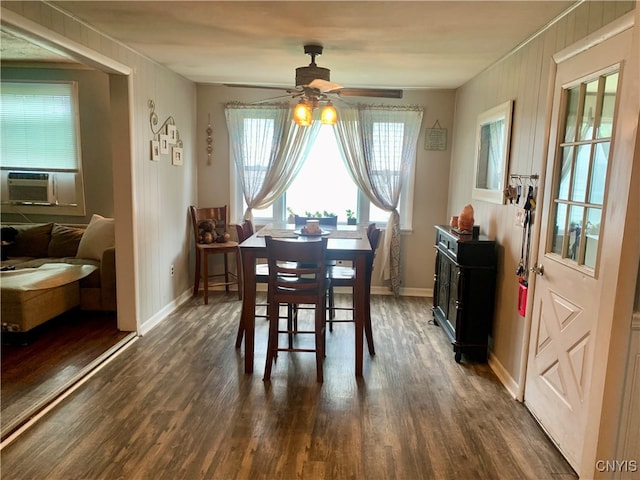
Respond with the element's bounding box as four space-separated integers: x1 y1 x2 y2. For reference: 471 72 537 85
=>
263 236 330 383
189 205 241 304
327 224 381 355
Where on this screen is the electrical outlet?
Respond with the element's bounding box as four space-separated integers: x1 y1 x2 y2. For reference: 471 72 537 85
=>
170 264 174 277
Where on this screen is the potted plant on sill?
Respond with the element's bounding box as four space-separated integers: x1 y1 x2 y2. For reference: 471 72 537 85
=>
346 209 357 225
287 207 296 224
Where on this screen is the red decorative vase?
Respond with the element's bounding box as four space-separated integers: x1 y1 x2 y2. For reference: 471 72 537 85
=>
458 204 475 232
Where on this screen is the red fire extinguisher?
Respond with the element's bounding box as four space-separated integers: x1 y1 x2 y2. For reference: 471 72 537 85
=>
518 278 528 317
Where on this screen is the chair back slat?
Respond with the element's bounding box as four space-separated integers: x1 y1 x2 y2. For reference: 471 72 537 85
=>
190 205 228 238
235 219 253 243
266 236 328 305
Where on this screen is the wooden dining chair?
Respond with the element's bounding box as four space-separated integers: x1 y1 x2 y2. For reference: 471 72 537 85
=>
234 220 268 348
189 205 241 305
235 220 298 348
263 236 330 383
326 224 381 355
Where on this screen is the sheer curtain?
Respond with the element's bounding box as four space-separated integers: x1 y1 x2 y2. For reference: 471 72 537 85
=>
334 105 423 295
225 103 320 224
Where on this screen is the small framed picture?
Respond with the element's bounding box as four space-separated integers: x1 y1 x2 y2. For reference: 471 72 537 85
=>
160 134 170 154
172 147 183 166
167 124 177 144
150 140 160 161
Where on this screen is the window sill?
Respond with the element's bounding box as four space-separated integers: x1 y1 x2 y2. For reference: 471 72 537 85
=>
1 202 85 217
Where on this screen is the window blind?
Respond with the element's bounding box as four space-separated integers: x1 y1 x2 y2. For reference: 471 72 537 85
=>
0 81 81 171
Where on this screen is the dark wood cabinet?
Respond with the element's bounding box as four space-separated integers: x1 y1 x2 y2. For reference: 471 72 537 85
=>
432 225 497 362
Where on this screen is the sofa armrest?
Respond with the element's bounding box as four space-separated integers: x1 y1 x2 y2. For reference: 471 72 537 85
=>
100 247 117 311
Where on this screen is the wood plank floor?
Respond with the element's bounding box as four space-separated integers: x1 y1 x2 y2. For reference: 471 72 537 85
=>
1 309 130 437
0 294 577 480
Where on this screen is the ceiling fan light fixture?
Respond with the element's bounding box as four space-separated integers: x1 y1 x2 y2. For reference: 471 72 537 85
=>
293 99 312 127
321 102 337 126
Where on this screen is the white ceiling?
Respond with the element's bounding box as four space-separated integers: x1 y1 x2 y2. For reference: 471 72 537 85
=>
2 1 577 90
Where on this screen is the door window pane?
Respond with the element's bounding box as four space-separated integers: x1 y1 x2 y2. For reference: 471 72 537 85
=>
589 142 609 205
597 72 618 139
564 87 579 142
557 146 573 200
551 202 567 255
579 79 599 141
567 205 584 261
584 208 602 269
570 144 591 202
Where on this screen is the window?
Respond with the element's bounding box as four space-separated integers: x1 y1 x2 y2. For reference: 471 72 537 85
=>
285 126 358 220
233 124 414 228
549 70 618 271
0 81 85 215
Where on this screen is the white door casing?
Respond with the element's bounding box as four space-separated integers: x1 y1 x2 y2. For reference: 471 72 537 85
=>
524 25 634 477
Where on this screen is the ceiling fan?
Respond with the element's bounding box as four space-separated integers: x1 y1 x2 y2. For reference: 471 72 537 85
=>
226 45 403 126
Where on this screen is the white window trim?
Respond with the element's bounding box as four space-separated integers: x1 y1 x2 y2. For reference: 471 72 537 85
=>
0 80 86 216
231 158 415 232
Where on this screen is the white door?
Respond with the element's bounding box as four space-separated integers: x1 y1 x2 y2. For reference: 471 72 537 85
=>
524 28 632 475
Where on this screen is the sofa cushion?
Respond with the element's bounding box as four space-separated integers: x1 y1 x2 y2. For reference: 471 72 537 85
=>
48 224 86 257
4 223 53 258
76 214 115 261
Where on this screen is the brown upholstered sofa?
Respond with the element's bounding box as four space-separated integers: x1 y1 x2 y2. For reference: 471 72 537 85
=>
1 217 116 333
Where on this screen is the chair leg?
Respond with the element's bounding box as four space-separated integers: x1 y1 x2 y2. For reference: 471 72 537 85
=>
223 253 230 293
287 304 294 349
193 250 201 297
364 286 375 355
315 303 325 383
364 311 375 356
235 248 243 300
263 300 279 381
203 251 209 305
329 285 336 322
235 304 245 349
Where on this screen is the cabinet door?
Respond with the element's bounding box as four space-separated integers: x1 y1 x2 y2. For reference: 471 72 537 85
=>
447 265 459 334
436 253 451 318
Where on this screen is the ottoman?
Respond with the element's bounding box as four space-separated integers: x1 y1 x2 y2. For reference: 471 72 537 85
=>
1 263 97 334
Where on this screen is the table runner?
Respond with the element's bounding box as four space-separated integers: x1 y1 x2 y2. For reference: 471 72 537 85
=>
256 228 362 239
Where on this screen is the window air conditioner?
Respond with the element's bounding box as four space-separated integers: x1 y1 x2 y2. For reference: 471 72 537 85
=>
7 172 58 204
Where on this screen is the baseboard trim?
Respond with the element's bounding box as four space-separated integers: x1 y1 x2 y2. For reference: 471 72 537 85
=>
488 351 521 401
207 284 433 298
138 288 192 336
370 286 432 297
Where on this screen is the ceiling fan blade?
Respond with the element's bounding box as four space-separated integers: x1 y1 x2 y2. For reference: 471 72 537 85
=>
224 83 298 93
308 79 343 93
336 88 403 99
252 92 303 104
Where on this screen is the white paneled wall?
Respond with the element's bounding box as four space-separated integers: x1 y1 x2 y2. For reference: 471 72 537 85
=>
448 0 636 391
1 2 198 332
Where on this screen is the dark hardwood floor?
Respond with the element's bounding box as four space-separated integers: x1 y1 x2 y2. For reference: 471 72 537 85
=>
0 294 576 479
1 309 131 438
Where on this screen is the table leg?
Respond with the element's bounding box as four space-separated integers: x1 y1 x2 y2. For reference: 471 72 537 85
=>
241 249 256 374
204 251 209 305
353 253 366 377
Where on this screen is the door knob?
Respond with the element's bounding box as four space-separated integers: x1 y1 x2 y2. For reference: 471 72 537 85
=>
530 264 544 276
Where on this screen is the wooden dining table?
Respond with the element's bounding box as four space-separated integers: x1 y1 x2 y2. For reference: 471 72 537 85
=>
238 223 373 376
